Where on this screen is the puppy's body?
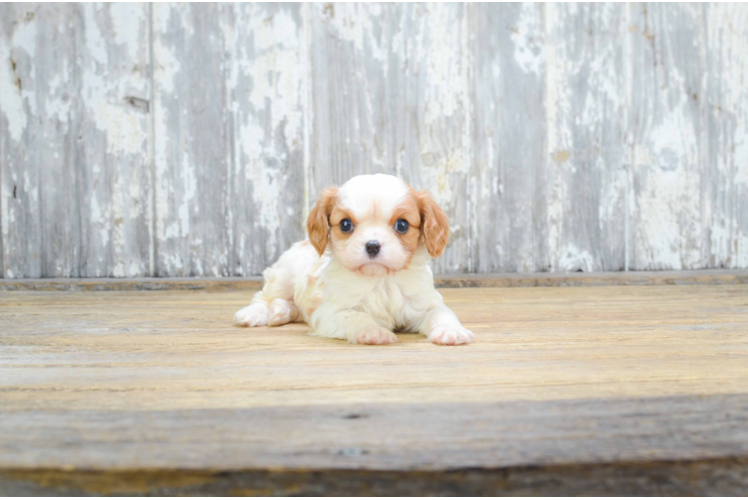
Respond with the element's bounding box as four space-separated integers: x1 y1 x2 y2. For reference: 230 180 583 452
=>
234 175 474 345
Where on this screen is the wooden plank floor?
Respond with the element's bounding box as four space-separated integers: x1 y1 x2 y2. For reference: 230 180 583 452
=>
1 284 747 495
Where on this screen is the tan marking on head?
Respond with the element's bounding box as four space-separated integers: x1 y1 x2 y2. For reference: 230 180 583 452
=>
329 207 358 243
408 186 450 258
306 186 338 255
391 192 423 265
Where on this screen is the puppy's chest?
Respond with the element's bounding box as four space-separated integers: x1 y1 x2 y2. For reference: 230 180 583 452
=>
355 280 414 327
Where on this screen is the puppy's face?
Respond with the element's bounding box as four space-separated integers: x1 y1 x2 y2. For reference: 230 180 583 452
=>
307 175 450 277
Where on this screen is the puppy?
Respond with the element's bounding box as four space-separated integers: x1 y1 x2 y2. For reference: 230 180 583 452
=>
234 174 474 346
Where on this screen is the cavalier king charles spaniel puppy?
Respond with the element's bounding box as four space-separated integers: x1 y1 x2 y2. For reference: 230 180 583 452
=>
234 174 474 346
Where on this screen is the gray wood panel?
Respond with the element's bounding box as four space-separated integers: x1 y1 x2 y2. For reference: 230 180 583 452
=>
545 3 628 272
704 4 748 269
470 3 547 273
628 3 708 270
3 395 748 472
152 4 231 277
1 4 152 279
1 3 747 277
1 4 79 278
152 3 306 277
308 3 472 273
227 3 307 276
76 3 152 277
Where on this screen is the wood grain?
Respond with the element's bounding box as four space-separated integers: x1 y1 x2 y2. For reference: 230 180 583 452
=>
1 4 79 278
3 285 747 411
3 395 748 471
2 4 748 278
76 4 152 278
226 3 307 276
1 285 747 482
2 269 748 291
470 3 546 273
1 459 748 496
704 4 748 269
0 5 152 279
546 3 628 272
308 3 472 273
628 4 707 270
151 4 231 277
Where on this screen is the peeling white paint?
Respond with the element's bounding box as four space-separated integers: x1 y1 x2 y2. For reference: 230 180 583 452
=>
227 3 307 265
558 244 595 272
421 5 467 126
83 5 108 65
323 4 387 65
632 21 704 271
0 172 8 271
179 152 195 239
246 9 303 152
511 2 544 76
152 7 179 251
152 38 181 95
544 4 571 267
2 3 747 277
634 167 702 269
0 55 25 142
0 20 35 142
110 3 143 61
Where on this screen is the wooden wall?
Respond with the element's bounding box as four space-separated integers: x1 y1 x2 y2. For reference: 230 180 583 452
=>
1 3 746 278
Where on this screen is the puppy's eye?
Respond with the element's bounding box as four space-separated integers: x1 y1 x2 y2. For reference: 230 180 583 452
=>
339 218 353 233
394 219 409 234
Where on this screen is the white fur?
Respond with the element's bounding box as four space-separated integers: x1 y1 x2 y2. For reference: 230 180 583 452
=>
234 174 474 346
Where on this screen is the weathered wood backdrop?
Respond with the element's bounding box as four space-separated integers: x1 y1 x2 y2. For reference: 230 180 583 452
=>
1 3 747 278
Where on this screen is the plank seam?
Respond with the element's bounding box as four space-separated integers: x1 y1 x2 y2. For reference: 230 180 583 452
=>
463 2 474 273
0 40 4 278
73 4 84 278
147 3 157 278
301 3 313 229
225 4 236 277
2 270 746 291
542 3 553 273
697 3 711 269
624 2 633 273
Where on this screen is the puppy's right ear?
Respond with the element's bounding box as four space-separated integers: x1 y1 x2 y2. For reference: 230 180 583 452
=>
306 186 338 255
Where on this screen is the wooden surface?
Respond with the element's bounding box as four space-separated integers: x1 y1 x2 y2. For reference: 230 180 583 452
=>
1 284 747 494
1 269 748 292
2 3 748 278
1 4 153 278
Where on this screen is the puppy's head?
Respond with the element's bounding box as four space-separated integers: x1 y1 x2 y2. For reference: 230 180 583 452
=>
306 174 449 277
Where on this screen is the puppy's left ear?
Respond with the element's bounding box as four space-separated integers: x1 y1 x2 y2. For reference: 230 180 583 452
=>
418 190 450 258
306 186 338 255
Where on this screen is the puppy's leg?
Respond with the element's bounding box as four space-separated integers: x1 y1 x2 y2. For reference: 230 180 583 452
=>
268 298 301 326
235 240 317 328
234 262 296 327
234 291 270 327
418 306 474 346
310 306 397 345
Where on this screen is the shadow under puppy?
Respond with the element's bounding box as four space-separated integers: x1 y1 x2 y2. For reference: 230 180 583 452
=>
234 174 474 346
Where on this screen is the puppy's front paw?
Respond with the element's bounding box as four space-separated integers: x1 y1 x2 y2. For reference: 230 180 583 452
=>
268 299 298 326
354 326 398 345
429 325 474 345
234 304 269 327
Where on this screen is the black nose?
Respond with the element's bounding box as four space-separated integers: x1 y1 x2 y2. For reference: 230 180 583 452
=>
365 240 381 258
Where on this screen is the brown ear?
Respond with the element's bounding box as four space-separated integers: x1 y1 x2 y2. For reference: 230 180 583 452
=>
306 186 338 255
417 190 450 258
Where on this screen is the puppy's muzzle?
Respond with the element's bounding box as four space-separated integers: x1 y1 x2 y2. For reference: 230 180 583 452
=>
365 240 381 258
